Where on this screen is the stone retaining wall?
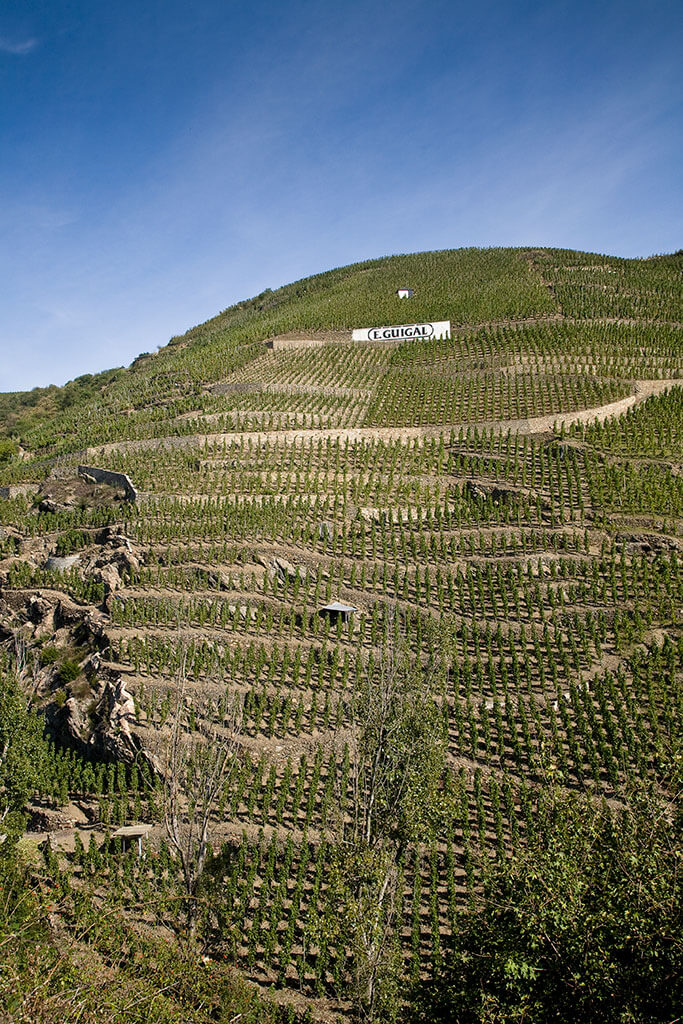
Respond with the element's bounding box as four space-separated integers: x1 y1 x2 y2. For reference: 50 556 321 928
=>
0 483 40 500
78 466 138 502
45 554 81 572
267 338 328 351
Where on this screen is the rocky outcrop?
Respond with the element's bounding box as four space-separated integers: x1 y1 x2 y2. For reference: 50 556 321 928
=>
45 674 151 766
89 677 141 762
464 480 518 504
463 479 549 509
273 555 307 582
27 593 56 628
86 528 142 605
256 552 307 583
616 532 683 555
24 524 143 606
35 474 131 513
0 584 111 647
93 563 123 594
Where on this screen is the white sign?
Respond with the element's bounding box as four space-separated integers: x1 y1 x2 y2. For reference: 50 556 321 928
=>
352 320 451 343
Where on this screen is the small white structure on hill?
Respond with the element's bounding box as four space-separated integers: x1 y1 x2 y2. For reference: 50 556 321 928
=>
113 824 152 857
319 600 357 624
396 287 414 298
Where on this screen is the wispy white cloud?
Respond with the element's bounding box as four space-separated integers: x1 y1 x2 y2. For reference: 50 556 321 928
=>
0 35 38 55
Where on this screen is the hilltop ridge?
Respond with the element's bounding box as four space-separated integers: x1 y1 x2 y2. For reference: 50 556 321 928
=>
1 246 681 458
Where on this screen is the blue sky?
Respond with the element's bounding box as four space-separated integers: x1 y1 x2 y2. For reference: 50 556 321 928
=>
1 0 681 392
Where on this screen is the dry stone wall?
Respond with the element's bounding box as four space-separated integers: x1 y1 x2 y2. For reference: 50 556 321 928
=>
0 483 40 499
78 466 138 502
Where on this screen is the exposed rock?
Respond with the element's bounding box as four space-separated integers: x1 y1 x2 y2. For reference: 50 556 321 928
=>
27 593 54 627
616 532 682 555
273 556 306 582
77 608 111 649
256 552 306 583
464 481 488 502
463 479 546 510
15 536 51 567
100 524 127 544
81 651 103 675
45 675 148 765
89 678 140 762
88 530 142 578
204 568 233 590
38 498 63 514
0 598 18 639
37 475 128 512
465 480 521 505
109 545 140 576
46 695 92 750
93 563 123 594
490 485 521 505
54 595 89 629
1 586 109 649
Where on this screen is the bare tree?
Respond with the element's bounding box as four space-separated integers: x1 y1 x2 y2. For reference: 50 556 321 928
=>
348 614 445 851
332 613 446 1021
10 635 42 707
0 639 47 844
160 676 242 941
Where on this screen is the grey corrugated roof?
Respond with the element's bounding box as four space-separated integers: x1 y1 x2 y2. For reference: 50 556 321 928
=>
320 601 357 613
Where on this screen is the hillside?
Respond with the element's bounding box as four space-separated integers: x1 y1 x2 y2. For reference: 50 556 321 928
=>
0 246 682 1023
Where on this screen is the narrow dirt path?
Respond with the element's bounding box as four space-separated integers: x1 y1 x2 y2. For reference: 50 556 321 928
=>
89 379 681 457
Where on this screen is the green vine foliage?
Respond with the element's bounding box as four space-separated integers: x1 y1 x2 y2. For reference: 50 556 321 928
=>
0 246 682 1022
0 668 50 848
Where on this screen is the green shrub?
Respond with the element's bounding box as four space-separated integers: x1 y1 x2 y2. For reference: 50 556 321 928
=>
57 659 81 686
40 645 60 666
0 438 18 463
411 786 683 1024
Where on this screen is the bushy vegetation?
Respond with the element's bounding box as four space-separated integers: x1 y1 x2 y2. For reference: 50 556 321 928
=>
411 782 682 1024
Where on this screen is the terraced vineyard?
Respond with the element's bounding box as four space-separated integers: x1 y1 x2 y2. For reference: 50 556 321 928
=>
1 247 681 1023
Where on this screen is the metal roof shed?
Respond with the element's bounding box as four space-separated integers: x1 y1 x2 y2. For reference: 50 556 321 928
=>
112 824 152 857
319 601 357 623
